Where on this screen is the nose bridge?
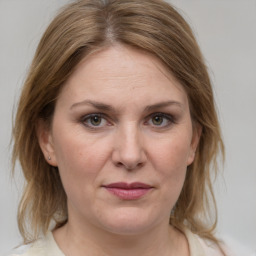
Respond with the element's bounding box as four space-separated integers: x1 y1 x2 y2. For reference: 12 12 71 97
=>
113 122 145 169
122 123 140 153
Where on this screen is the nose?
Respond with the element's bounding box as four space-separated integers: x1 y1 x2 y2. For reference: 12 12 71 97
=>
111 124 147 170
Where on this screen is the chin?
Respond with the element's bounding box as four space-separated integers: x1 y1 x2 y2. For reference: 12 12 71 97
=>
95 207 162 236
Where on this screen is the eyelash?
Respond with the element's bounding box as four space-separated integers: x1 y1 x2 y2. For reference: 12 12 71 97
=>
81 113 111 129
145 112 176 128
80 112 176 130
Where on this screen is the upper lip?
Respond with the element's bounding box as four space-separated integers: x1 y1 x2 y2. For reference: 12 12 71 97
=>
103 182 153 189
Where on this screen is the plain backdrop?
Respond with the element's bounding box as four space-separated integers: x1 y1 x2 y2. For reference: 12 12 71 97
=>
0 0 255 255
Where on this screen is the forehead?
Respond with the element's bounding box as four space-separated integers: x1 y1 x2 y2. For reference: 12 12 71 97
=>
72 45 178 83
59 45 188 107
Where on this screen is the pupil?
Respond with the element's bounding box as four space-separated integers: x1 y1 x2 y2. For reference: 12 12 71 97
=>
91 116 101 126
153 116 163 125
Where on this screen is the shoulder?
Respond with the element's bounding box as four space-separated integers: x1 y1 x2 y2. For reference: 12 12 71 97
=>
5 232 64 256
5 244 31 256
6 239 46 256
197 236 235 256
183 228 237 256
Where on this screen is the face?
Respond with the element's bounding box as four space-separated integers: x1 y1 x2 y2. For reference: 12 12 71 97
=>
39 45 200 236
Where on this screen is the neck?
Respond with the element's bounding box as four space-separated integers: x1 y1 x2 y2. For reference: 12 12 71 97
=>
53 219 189 256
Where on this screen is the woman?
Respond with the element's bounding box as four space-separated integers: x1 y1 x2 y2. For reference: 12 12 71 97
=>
11 0 230 255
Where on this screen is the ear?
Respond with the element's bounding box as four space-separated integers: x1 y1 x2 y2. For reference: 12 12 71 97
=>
187 123 202 166
37 119 58 167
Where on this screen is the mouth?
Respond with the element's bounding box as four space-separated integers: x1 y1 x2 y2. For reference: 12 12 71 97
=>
102 182 153 200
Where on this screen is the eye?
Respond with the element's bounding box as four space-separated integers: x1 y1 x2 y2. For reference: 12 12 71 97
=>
152 115 164 126
82 114 109 128
146 113 175 128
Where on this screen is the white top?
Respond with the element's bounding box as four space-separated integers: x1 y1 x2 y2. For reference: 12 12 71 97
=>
8 229 235 256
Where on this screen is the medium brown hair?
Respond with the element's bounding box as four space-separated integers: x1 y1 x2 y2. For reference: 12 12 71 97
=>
13 0 224 246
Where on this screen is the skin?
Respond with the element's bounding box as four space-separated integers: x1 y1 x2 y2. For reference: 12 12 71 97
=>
38 45 201 256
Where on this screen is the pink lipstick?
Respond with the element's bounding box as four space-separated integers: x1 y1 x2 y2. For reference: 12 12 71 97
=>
103 182 153 200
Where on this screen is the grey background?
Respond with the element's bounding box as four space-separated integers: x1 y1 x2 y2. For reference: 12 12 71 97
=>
0 0 255 255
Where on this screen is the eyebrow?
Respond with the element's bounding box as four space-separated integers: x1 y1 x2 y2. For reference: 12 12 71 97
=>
144 101 183 112
70 99 183 112
70 100 115 111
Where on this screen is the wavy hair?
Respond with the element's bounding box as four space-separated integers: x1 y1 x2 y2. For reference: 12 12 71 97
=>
12 0 224 247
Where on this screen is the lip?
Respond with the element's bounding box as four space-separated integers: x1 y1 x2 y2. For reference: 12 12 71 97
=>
102 182 153 200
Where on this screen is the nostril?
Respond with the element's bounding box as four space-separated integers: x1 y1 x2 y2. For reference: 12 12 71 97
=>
111 134 147 170
115 161 144 171
116 162 123 168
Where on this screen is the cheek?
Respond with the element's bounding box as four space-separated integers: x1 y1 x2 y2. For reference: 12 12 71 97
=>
152 135 191 173
52 128 111 193
150 135 191 199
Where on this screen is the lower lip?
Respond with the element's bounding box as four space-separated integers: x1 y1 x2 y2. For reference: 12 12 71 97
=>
104 187 152 200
